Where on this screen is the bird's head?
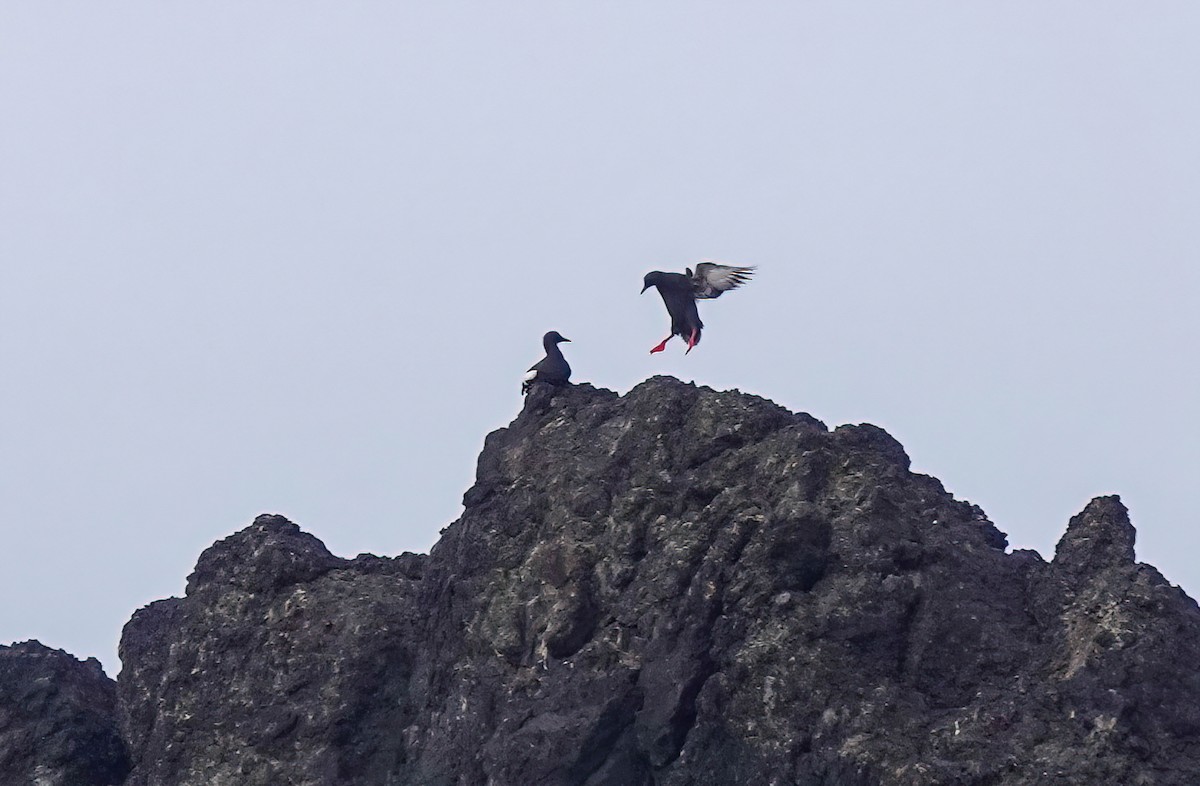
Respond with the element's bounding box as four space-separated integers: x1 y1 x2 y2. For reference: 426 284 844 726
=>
641 272 663 294
545 330 571 344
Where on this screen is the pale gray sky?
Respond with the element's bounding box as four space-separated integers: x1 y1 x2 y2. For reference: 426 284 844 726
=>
2 3 1197 675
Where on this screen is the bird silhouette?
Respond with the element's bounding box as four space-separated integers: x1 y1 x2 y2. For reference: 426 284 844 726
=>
640 262 755 353
522 331 572 394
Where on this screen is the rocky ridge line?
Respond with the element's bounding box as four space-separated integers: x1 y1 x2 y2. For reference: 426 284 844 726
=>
3 376 1199 785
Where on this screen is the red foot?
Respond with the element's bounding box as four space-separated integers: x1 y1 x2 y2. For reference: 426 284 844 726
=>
649 337 671 354
684 329 699 354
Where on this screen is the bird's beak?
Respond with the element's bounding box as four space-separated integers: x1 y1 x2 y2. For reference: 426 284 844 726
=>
562 337 571 343
640 284 648 294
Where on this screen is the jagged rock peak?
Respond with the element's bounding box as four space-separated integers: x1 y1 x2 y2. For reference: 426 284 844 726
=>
185 512 343 595
1053 494 1137 574
13 376 1200 785
519 375 823 431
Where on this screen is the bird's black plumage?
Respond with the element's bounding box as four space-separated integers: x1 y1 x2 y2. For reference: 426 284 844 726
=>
640 262 755 353
522 331 572 394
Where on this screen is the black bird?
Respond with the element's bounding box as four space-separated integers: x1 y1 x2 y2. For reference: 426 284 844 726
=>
640 261 755 353
522 331 572 394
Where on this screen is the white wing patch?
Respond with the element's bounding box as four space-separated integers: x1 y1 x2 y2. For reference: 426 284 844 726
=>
523 369 538 382
693 260 755 299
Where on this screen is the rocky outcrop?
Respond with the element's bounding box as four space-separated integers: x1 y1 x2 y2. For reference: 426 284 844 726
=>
0 641 129 786
8 377 1200 784
118 517 425 786
1023 497 1200 782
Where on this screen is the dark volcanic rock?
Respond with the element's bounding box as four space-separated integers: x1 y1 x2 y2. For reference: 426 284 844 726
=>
118 514 425 786
0 640 129 786
100 377 1200 784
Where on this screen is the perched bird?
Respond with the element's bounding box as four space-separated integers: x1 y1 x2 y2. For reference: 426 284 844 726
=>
640 261 755 353
522 331 572 394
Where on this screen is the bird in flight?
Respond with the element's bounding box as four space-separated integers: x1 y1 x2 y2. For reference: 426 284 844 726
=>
522 331 572 394
640 261 755 354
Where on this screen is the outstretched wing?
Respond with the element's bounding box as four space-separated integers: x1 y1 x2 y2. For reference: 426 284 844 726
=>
691 261 755 299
